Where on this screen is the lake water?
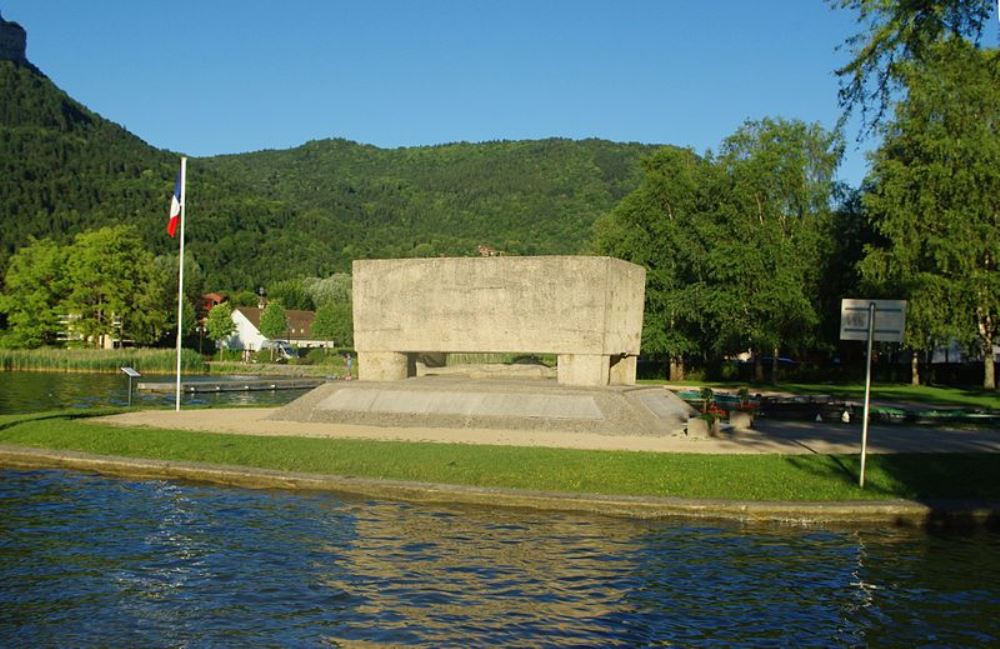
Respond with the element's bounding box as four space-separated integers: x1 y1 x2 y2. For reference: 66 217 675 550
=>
1 468 998 646
0 371 310 414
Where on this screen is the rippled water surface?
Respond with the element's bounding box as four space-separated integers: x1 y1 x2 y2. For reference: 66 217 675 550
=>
1 470 998 646
0 371 309 413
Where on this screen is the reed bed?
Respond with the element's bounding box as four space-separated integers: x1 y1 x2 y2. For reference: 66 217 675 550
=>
0 348 207 374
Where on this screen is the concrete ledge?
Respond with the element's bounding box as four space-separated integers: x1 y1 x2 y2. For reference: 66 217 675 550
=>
2 445 998 528
269 378 695 435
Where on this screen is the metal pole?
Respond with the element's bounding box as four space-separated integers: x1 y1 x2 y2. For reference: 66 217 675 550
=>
174 156 187 412
127 375 133 407
859 302 876 488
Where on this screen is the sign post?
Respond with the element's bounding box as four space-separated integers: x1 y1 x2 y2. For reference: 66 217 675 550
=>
120 366 141 407
840 299 906 488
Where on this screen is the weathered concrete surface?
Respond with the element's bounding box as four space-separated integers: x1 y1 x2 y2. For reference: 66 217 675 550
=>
269 377 694 436
3 445 997 527
353 256 645 385
95 406 1000 455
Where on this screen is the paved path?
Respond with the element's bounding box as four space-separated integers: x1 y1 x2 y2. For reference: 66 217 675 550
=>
96 408 1000 455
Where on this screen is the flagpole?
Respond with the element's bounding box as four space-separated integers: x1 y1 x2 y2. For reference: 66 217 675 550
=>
174 156 187 411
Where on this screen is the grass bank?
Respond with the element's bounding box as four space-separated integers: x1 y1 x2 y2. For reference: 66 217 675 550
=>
0 348 206 374
1 413 998 502
643 379 1000 411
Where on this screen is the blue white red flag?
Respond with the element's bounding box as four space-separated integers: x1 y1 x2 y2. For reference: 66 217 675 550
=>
167 170 182 237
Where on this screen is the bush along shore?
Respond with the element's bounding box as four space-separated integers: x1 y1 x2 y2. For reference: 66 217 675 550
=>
0 348 207 373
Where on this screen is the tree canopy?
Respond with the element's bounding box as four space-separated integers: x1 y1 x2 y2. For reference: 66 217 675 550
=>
204 302 236 358
861 39 1000 388
592 147 711 379
259 302 288 341
0 237 67 348
593 118 842 381
311 303 353 348
0 225 169 348
832 0 994 133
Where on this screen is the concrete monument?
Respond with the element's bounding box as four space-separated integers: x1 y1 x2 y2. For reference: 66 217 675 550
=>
352 256 646 386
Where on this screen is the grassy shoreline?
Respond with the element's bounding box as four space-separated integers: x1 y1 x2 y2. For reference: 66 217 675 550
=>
1 412 998 503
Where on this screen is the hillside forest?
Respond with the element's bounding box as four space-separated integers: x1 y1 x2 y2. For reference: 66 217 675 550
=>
0 1 997 389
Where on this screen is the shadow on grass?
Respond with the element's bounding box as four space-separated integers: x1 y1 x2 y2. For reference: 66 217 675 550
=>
777 382 1000 410
786 452 1000 531
0 408 126 433
784 453 871 492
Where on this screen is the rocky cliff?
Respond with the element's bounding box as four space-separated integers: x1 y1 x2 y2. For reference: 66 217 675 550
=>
0 11 27 63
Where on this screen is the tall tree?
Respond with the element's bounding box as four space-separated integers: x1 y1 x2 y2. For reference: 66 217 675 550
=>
861 40 1000 389
259 301 288 361
711 118 842 380
311 303 354 348
0 237 68 348
204 302 236 359
259 302 288 340
62 225 166 346
814 187 880 351
303 273 353 308
591 147 712 380
266 278 314 311
832 0 994 134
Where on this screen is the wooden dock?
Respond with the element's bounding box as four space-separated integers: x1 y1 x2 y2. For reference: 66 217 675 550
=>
137 378 325 393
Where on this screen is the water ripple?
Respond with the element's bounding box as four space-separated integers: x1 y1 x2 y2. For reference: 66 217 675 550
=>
1 468 998 646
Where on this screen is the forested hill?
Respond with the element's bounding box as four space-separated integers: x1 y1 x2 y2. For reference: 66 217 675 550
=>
1 59 659 290
0 60 175 258
201 137 657 264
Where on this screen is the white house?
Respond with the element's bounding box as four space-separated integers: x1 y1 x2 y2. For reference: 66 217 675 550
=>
224 307 333 356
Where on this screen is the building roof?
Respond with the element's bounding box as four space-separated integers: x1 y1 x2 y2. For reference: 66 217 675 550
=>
235 307 316 341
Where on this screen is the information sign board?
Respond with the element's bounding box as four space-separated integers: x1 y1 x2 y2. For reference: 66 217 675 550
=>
840 299 907 343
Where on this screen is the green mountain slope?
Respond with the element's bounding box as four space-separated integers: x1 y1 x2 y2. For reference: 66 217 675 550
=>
202 137 656 264
1 59 658 290
0 61 174 256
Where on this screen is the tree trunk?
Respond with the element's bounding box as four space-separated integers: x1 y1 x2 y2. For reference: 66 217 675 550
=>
770 346 779 385
980 314 997 390
669 356 685 382
911 350 920 386
985 347 996 391
754 356 764 383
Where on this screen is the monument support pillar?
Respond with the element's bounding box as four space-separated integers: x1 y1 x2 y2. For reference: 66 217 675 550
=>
358 351 415 382
557 354 610 386
609 354 637 386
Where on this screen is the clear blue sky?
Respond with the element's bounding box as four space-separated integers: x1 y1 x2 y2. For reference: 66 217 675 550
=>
4 1 997 188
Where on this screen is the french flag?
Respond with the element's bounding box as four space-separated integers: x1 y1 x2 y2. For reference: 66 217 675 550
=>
167 170 182 237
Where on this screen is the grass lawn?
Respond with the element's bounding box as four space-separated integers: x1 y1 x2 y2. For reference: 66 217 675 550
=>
1 412 998 503
642 379 1000 410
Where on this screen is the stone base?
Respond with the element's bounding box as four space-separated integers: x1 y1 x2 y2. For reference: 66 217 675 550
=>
270 376 696 436
362 352 637 386
358 351 415 381
557 354 609 386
